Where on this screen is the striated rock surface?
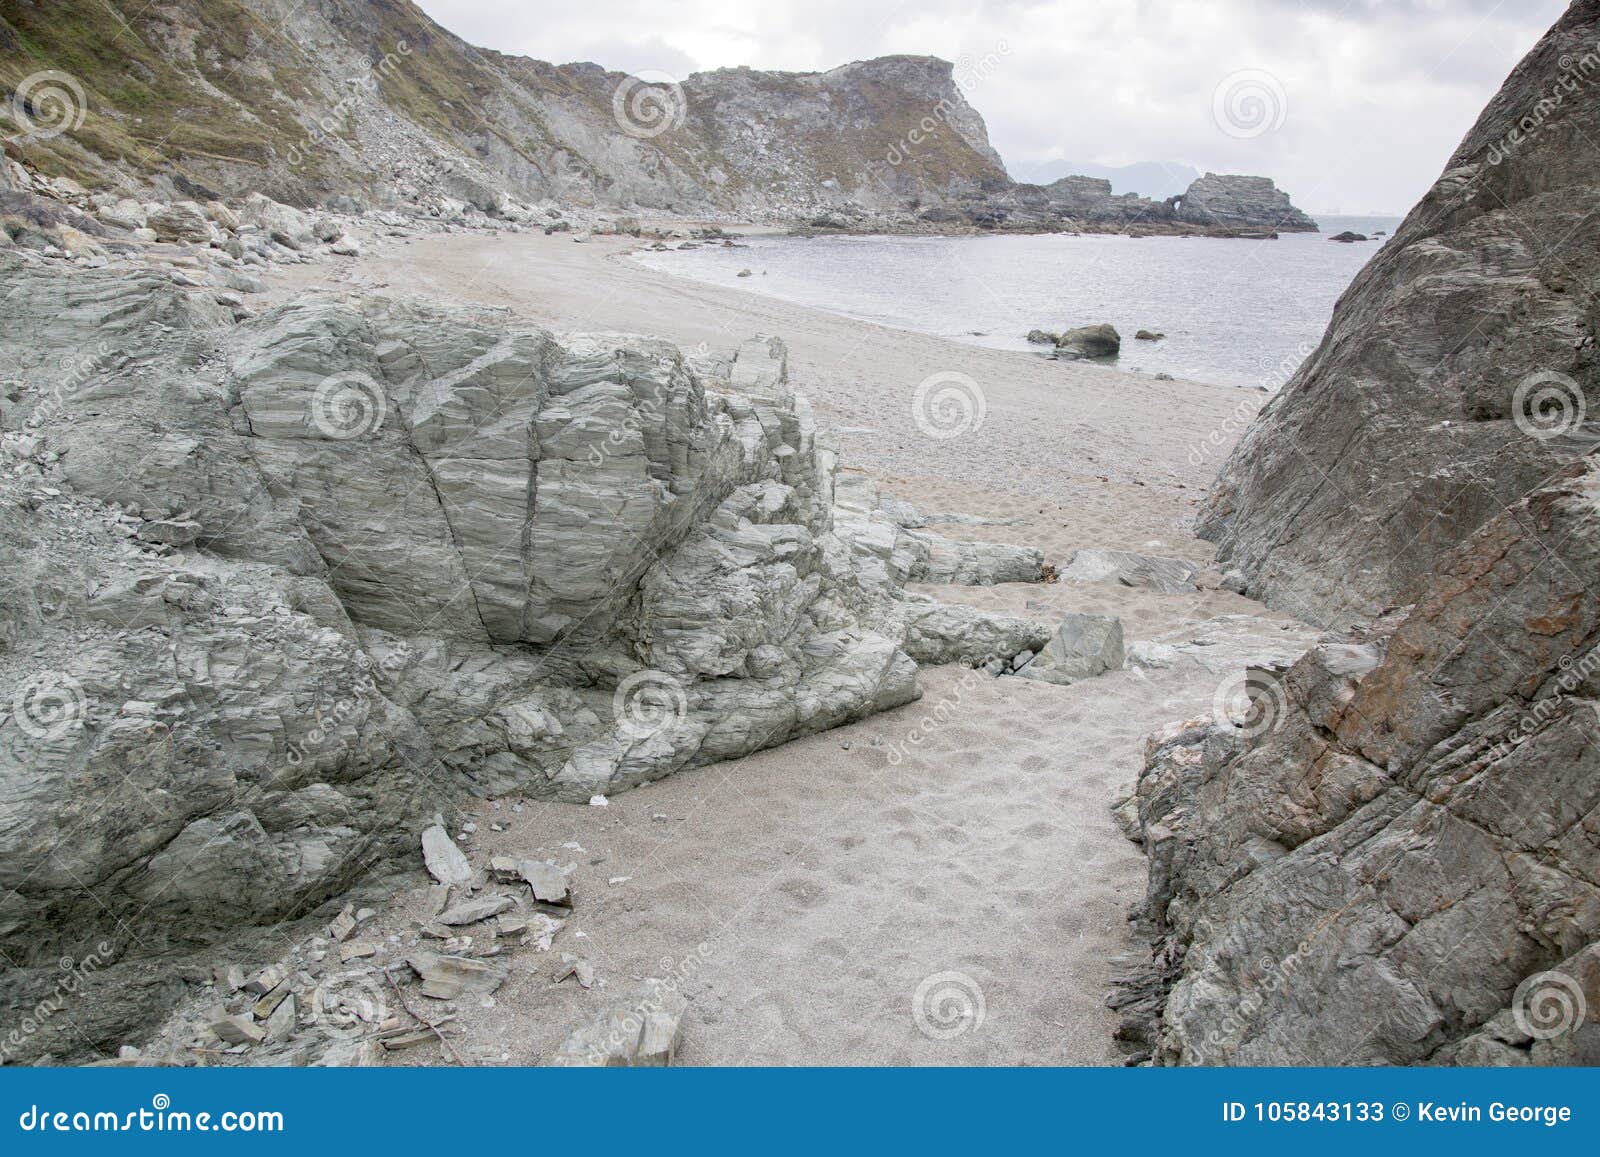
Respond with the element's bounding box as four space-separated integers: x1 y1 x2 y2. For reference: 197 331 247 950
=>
0 1 1006 224
1116 4 1600 1069
1120 456 1600 1064
1172 174 1316 232
0 254 1060 1060
0 3 1312 237
1197 3 1600 627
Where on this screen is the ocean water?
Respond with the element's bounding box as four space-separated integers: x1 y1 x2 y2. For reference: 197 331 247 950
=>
633 215 1403 390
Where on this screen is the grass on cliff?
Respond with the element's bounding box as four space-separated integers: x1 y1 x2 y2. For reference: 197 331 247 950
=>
0 0 335 193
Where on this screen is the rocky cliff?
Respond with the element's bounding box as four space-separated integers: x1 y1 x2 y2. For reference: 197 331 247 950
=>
0 0 1007 221
1118 1 1600 1065
1196 2 1600 627
0 1 1312 235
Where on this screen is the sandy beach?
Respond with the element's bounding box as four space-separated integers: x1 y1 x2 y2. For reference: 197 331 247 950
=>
265 229 1315 1064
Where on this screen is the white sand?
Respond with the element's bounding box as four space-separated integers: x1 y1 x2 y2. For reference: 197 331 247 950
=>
275 231 1311 1065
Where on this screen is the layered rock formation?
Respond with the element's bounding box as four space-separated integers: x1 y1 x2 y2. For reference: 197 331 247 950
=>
1171 173 1316 232
0 255 1047 1061
0 2 1311 236
1121 458 1600 1065
1197 3 1600 627
1120 2 1600 1066
984 172 1315 235
0 0 1006 222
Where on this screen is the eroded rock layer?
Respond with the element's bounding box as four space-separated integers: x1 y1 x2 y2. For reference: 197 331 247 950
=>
1121 457 1600 1065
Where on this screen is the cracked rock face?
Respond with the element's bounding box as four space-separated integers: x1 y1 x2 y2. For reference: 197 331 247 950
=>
1198 2 1600 629
0 255 1060 1060
1121 456 1600 1065
1117 4 1600 1067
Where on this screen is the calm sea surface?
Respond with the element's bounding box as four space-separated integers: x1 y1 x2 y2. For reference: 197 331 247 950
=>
633 215 1402 390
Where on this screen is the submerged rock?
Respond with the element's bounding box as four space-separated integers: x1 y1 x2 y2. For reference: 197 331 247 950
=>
1054 324 1120 360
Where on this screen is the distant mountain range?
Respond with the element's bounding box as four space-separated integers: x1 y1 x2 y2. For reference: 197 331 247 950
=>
1007 159 1203 200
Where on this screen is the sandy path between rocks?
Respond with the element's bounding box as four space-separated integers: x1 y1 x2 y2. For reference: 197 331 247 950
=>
269 231 1311 1065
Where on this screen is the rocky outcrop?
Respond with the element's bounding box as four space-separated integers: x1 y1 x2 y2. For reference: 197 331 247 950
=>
1021 172 1315 235
0 253 1061 1060
1197 3 1600 627
1172 174 1316 233
0 3 1312 238
1119 3 1600 1067
0 1 1007 224
1119 456 1600 1065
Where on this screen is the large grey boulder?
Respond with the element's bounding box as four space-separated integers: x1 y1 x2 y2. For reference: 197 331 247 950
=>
145 200 213 244
898 601 1054 667
1198 3 1600 628
0 255 1051 1058
1054 324 1120 360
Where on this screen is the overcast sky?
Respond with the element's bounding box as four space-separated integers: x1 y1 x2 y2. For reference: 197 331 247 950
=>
413 0 1567 214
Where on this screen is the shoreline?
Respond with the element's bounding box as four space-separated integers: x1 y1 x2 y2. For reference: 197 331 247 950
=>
239 228 1320 1065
